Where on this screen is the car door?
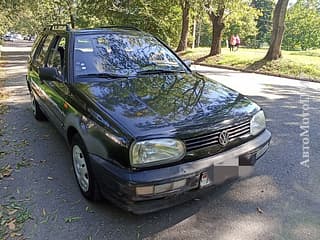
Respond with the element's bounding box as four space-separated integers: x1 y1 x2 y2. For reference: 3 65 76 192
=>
28 33 55 120
42 34 71 133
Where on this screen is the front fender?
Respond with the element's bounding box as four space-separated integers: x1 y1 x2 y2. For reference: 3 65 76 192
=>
64 112 131 168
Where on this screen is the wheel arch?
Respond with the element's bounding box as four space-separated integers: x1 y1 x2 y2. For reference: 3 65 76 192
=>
67 126 79 146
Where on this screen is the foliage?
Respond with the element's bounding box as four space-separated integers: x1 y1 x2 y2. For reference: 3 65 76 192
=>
1 0 320 59
223 4 261 44
203 0 260 55
283 0 320 50
251 0 274 46
0 0 25 35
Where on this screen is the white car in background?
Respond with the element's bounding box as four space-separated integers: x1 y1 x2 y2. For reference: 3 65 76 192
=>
13 34 23 40
3 35 14 41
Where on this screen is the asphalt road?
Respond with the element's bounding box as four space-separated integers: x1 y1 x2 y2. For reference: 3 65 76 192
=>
0 41 319 240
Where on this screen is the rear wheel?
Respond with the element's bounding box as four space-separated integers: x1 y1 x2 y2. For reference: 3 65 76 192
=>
30 91 47 121
71 134 101 200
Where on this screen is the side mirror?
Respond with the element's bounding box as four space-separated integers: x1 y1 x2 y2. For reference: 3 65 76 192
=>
39 67 62 82
184 59 192 68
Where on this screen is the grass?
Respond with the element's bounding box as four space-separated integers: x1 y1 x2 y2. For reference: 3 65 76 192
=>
179 47 320 81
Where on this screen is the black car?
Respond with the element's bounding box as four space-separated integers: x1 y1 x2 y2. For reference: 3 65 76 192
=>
26 24 271 214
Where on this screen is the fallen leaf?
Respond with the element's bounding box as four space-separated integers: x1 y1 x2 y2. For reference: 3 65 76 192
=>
85 206 94 213
47 177 53 180
64 216 82 223
7 219 16 230
0 164 13 179
10 232 22 237
42 208 46 217
8 209 17 215
256 207 264 214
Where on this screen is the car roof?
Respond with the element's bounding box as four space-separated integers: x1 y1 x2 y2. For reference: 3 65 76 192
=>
72 28 150 37
44 25 151 37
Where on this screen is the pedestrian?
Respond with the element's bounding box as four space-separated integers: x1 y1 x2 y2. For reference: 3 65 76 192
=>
235 34 241 51
229 35 236 52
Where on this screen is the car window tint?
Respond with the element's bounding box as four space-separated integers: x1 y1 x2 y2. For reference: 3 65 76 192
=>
34 34 54 66
47 36 66 76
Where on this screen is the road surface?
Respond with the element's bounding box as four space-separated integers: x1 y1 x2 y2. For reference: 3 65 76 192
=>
0 41 319 240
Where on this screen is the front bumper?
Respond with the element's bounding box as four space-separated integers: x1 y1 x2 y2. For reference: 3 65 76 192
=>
90 130 271 214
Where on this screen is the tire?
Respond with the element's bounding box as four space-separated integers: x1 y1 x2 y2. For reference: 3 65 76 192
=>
30 91 47 121
71 134 101 201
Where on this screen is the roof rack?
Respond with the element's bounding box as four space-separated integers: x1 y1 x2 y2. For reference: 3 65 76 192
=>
43 23 72 32
98 26 141 31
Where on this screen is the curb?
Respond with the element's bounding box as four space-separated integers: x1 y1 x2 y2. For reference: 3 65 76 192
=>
193 63 320 83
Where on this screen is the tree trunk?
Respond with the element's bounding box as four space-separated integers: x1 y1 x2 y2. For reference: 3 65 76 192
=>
67 1 76 29
264 0 289 61
192 18 196 49
196 20 201 48
208 8 225 56
70 14 75 28
176 0 190 52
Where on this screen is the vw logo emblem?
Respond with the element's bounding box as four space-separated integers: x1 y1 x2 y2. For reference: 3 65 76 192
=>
218 130 230 146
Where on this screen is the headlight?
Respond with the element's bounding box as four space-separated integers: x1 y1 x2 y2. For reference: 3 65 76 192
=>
250 110 266 136
130 139 186 167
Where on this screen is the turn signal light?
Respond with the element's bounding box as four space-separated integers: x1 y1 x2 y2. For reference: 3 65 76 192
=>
135 179 187 196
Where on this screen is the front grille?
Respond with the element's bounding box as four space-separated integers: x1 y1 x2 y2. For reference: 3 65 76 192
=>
183 119 251 151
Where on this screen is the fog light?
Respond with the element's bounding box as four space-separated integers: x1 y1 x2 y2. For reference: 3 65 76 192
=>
154 183 172 194
136 179 187 196
173 179 186 189
136 186 154 195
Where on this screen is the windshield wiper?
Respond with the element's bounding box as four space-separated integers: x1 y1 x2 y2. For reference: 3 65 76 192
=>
137 69 185 75
77 73 129 79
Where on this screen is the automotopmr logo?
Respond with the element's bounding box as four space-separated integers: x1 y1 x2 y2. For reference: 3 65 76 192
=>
299 90 310 168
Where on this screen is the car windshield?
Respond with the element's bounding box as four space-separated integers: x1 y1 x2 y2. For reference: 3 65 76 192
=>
74 32 187 77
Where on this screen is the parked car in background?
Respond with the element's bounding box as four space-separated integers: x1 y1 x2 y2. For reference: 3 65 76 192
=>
13 33 23 40
3 34 14 41
27 24 271 214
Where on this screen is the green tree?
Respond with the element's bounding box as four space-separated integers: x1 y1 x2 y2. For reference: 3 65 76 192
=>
0 0 26 34
203 0 259 56
176 0 190 52
251 0 274 46
223 7 261 46
283 0 320 50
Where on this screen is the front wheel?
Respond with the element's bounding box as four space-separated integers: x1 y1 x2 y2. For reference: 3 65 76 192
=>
71 134 101 201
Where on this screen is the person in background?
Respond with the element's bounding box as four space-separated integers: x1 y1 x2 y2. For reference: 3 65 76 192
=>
235 34 241 51
229 35 236 52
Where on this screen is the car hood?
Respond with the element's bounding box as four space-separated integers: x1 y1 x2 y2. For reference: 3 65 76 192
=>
75 73 260 139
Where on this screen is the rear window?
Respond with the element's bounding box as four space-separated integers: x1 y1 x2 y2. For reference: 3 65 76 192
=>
33 34 54 66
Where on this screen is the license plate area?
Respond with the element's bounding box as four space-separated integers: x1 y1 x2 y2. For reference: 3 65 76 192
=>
213 157 239 185
199 157 240 188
